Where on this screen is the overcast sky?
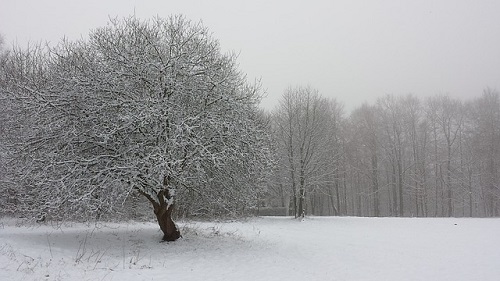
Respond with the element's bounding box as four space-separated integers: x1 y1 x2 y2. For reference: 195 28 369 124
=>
1 0 499 111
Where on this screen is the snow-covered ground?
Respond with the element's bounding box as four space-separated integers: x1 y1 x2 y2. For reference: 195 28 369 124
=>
1 216 499 281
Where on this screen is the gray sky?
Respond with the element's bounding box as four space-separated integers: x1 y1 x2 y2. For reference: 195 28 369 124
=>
1 0 499 112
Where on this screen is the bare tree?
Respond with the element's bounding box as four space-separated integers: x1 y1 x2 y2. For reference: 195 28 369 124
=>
432 96 463 216
348 104 381 216
470 89 500 216
1 16 273 240
378 96 405 216
273 86 339 218
323 100 345 215
268 88 499 218
400 95 429 216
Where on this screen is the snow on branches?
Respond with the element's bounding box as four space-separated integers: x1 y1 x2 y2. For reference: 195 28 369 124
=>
0 15 273 223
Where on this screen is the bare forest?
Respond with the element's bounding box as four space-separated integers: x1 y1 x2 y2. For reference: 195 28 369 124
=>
269 86 500 218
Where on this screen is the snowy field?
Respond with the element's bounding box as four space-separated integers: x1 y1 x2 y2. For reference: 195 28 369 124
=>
1 216 499 281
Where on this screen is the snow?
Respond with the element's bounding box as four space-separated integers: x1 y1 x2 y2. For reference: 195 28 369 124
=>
1 216 500 281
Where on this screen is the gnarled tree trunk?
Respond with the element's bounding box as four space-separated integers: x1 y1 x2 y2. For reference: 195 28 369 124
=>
137 176 181 242
155 177 181 241
154 201 180 241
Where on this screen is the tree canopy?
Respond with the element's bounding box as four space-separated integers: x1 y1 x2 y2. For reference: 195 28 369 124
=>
0 16 273 240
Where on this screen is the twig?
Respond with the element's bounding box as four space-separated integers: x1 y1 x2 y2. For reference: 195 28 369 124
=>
46 234 53 259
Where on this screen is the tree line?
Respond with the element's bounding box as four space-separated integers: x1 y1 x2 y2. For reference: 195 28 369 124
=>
268 86 500 218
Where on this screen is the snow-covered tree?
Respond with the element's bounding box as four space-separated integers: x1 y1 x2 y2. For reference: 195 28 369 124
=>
273 86 341 217
470 89 500 216
1 16 273 241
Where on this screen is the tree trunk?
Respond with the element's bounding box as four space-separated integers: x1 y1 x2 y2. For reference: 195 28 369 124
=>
371 150 380 217
446 146 453 217
137 177 181 241
391 162 398 216
329 181 339 216
397 155 404 217
297 187 305 218
154 202 181 241
292 190 297 218
298 166 306 218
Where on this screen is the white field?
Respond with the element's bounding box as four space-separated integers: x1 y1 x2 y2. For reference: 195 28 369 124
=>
1 216 499 281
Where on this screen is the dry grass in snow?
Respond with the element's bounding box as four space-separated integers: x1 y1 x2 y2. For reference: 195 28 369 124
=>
1 216 500 281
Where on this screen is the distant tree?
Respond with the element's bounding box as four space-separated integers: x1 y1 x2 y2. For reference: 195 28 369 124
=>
1 16 273 241
322 100 345 215
378 96 406 216
401 95 429 217
432 96 464 217
273 86 339 217
348 103 381 216
470 89 500 216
